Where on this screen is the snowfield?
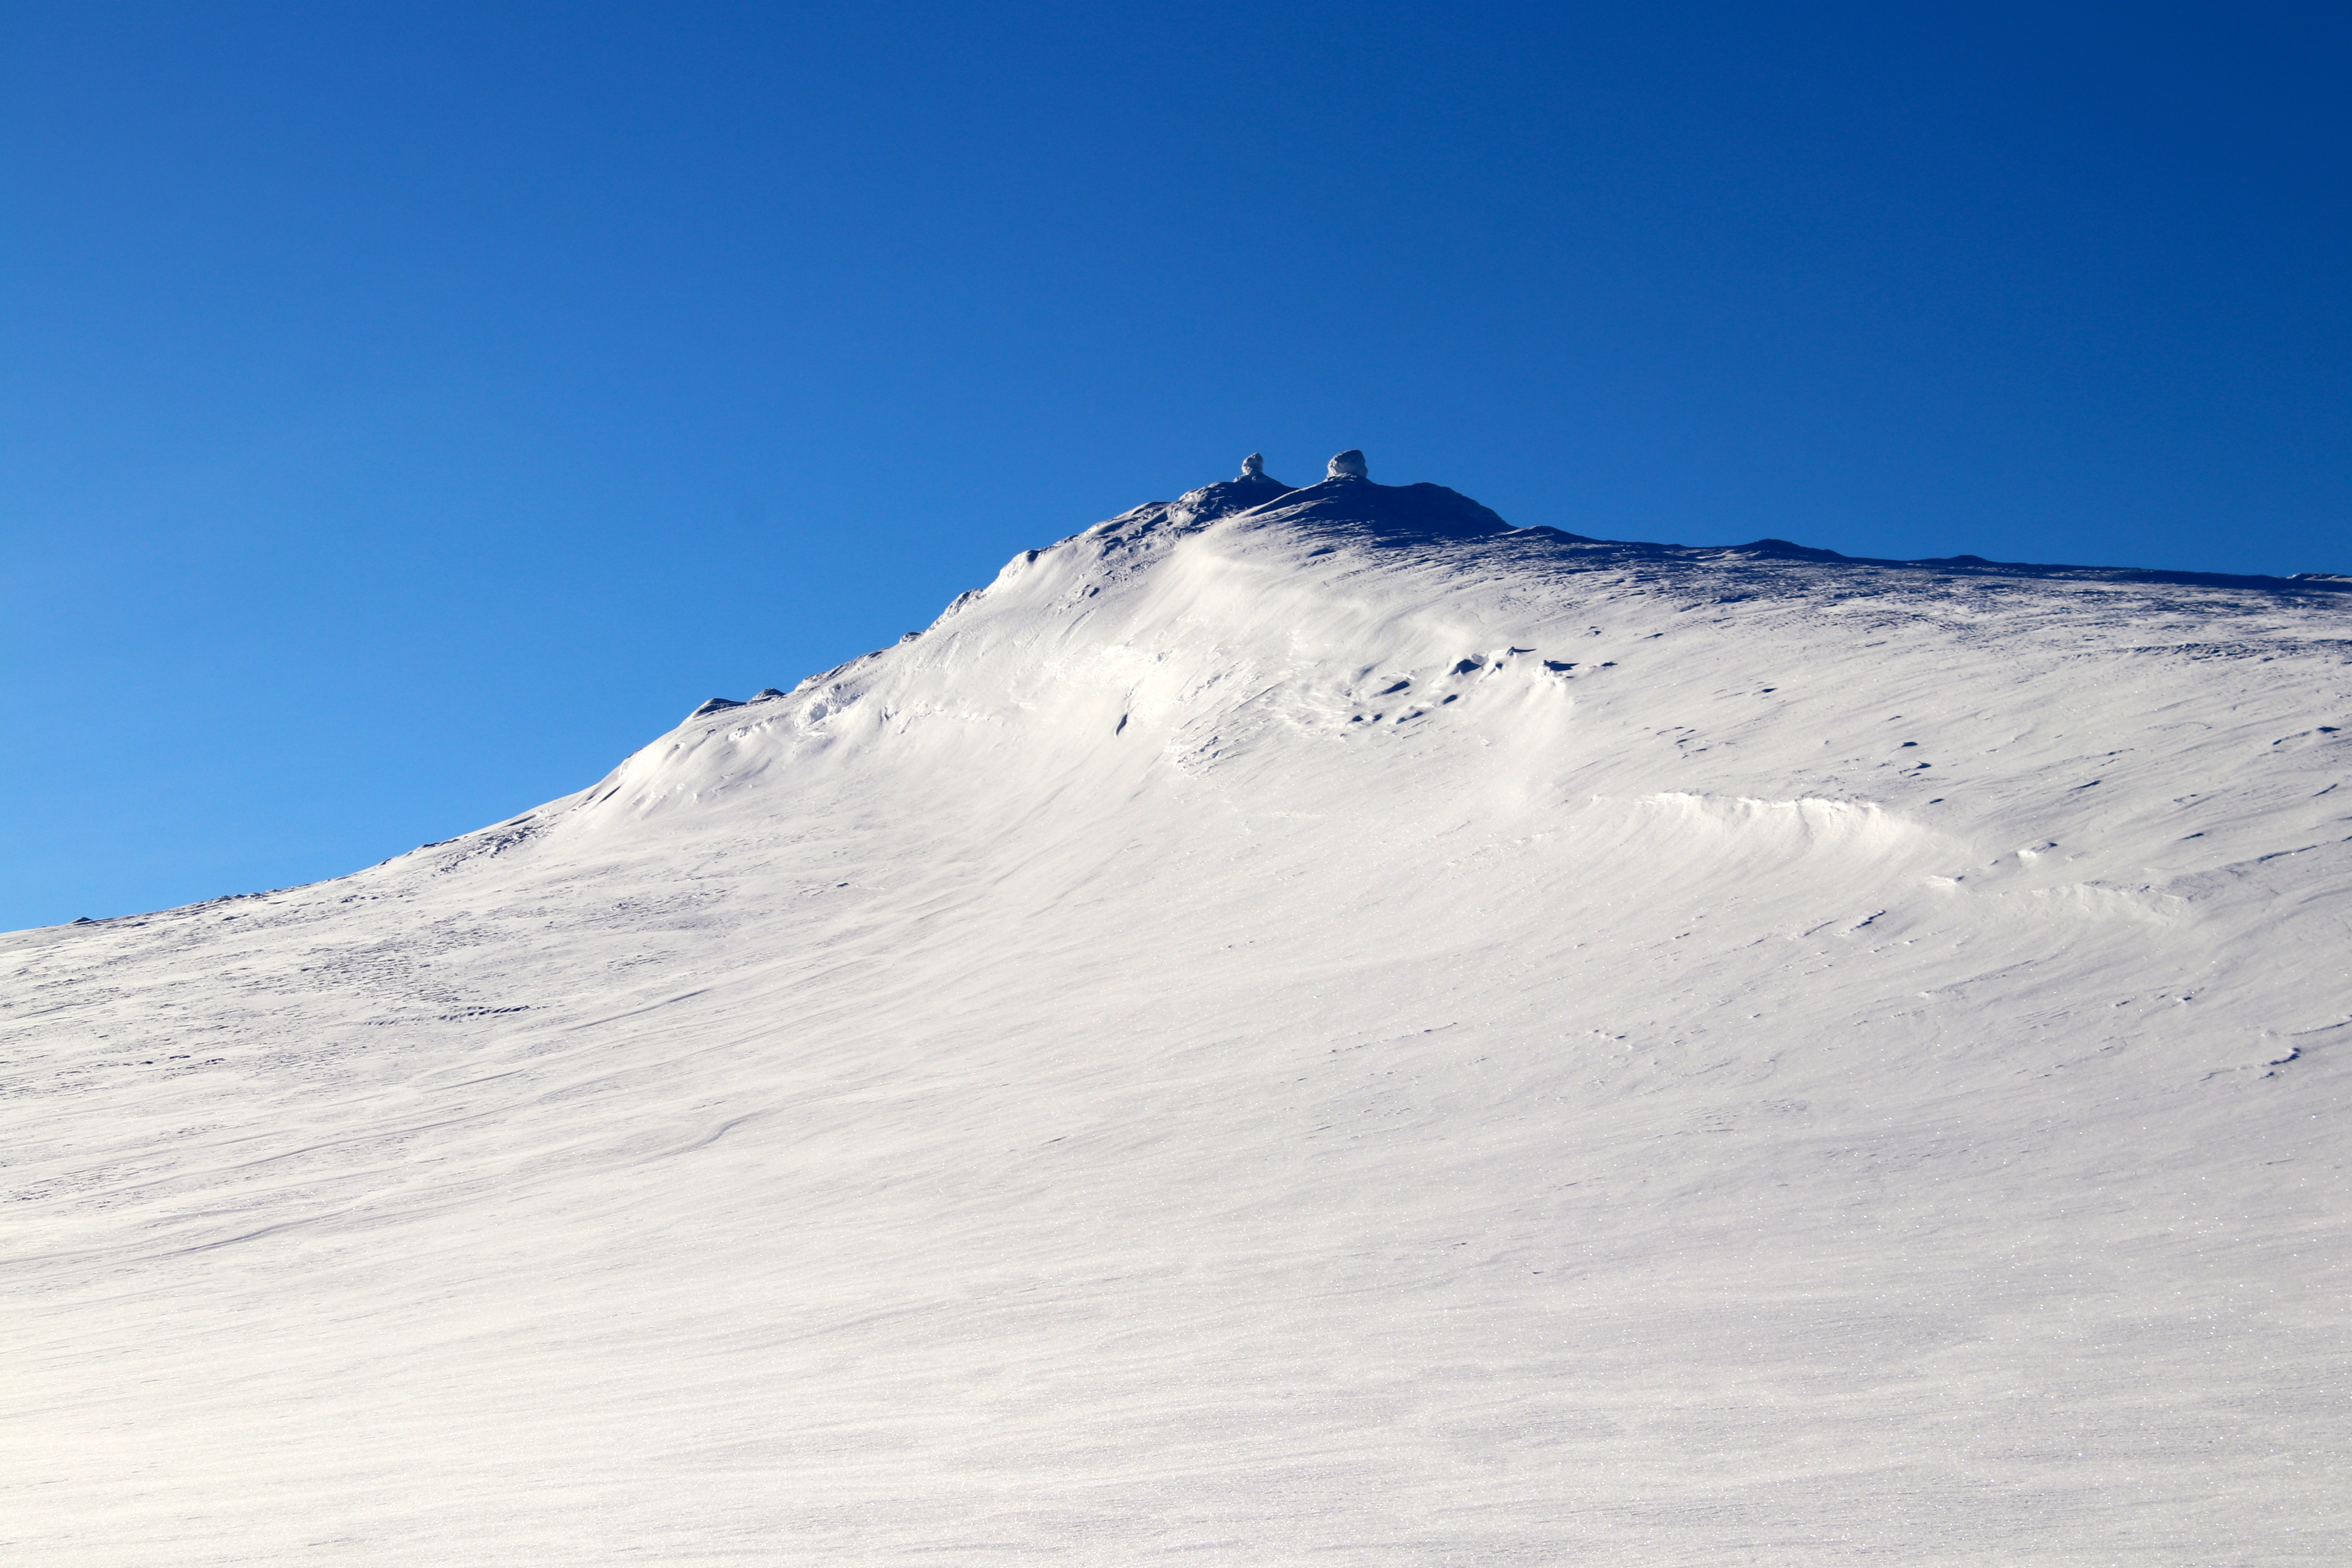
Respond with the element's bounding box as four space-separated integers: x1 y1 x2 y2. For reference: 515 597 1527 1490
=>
5 467 2348 1564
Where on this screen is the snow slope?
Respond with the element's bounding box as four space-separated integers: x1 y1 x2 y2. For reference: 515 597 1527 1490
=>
6 466 2349 1566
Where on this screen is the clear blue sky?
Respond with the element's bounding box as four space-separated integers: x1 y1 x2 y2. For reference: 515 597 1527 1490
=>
5 2 2346 930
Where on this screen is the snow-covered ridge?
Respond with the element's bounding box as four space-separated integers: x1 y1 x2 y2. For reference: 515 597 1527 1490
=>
548 463 2346 874
4 459 2348 1565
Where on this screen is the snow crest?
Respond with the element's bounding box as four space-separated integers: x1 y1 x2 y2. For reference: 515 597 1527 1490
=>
5 467 2349 1566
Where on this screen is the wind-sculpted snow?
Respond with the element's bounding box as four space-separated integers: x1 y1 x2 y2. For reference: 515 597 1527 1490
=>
4 472 2348 1566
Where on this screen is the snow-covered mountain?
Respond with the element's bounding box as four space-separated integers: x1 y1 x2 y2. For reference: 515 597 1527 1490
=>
7 459 2348 1565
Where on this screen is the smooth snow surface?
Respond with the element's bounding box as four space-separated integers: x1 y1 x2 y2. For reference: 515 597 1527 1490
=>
7 470 2350 1565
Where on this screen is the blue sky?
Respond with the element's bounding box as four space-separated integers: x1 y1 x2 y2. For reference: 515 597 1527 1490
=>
5 1 2346 930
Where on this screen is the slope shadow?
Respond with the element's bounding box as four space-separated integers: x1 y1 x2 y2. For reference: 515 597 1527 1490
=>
1210 476 2348 600
1230 475 1526 547
1515 532 2352 598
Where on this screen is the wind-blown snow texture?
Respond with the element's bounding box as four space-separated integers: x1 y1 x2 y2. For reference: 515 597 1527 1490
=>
7 469 2349 1565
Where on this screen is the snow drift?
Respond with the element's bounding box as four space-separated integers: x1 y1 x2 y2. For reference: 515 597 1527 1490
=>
5 463 2348 1566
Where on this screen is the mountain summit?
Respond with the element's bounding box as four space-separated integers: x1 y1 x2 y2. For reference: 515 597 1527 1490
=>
7 461 2348 1564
